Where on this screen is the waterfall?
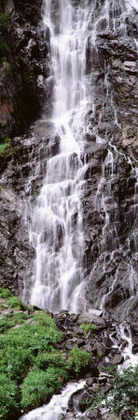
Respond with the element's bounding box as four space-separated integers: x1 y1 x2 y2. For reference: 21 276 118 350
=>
28 0 90 313
23 0 138 318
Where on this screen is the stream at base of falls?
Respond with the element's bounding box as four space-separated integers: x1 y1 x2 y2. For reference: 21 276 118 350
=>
19 382 86 420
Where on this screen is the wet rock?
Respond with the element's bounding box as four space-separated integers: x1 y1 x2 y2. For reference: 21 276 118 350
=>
69 390 90 412
64 338 84 350
103 414 119 420
92 342 107 357
110 354 124 365
100 383 113 394
73 326 84 335
86 377 95 386
78 313 106 330
90 363 99 377
81 344 93 353
132 336 138 354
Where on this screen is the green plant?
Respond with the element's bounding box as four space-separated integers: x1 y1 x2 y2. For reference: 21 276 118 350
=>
0 288 12 298
86 391 104 411
0 374 19 420
0 295 94 418
21 367 62 411
0 311 29 333
0 139 11 155
6 296 26 310
3 59 11 73
127 128 133 136
86 365 138 419
0 316 15 334
0 10 11 55
106 366 138 417
80 323 96 334
68 346 91 374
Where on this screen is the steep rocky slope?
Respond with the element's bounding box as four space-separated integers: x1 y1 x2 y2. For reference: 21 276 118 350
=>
0 0 50 140
0 0 137 322
0 288 137 419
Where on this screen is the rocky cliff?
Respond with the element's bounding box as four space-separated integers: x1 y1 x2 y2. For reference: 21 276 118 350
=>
0 0 137 322
0 0 50 140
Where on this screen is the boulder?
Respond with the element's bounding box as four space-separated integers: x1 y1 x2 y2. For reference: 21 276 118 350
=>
78 313 106 330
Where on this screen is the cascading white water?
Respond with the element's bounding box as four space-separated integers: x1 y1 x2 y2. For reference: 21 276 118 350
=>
19 381 85 420
29 0 91 313
24 0 138 316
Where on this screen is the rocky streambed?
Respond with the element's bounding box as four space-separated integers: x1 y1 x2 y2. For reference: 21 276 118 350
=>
0 289 137 420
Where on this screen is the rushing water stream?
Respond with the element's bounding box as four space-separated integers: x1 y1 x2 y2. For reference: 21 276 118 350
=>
19 381 86 420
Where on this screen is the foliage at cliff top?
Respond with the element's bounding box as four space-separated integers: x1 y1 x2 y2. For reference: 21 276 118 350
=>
0 288 91 419
0 10 11 57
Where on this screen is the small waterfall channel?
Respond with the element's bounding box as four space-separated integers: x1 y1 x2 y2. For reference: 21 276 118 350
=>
19 381 85 420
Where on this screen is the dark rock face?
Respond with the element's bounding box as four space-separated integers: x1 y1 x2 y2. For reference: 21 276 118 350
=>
77 0 138 321
0 0 51 140
0 117 61 296
0 0 137 323
82 141 138 320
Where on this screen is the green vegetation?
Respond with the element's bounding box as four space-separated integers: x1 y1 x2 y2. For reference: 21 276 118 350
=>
0 288 91 418
0 138 11 155
6 296 26 310
0 311 29 333
118 147 123 154
85 365 138 419
0 287 12 298
106 366 138 417
1 288 137 419
127 128 133 136
21 367 63 411
80 322 96 335
68 346 91 374
0 374 19 420
0 10 11 56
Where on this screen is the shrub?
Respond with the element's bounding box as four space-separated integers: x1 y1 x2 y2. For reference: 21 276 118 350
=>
35 349 68 381
0 10 11 55
86 366 138 419
36 349 66 369
21 367 61 411
106 366 138 417
80 323 96 334
4 347 33 383
0 305 30 334
6 296 26 310
0 140 11 155
0 374 19 420
0 315 15 333
0 288 12 298
0 312 63 382
68 346 91 374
